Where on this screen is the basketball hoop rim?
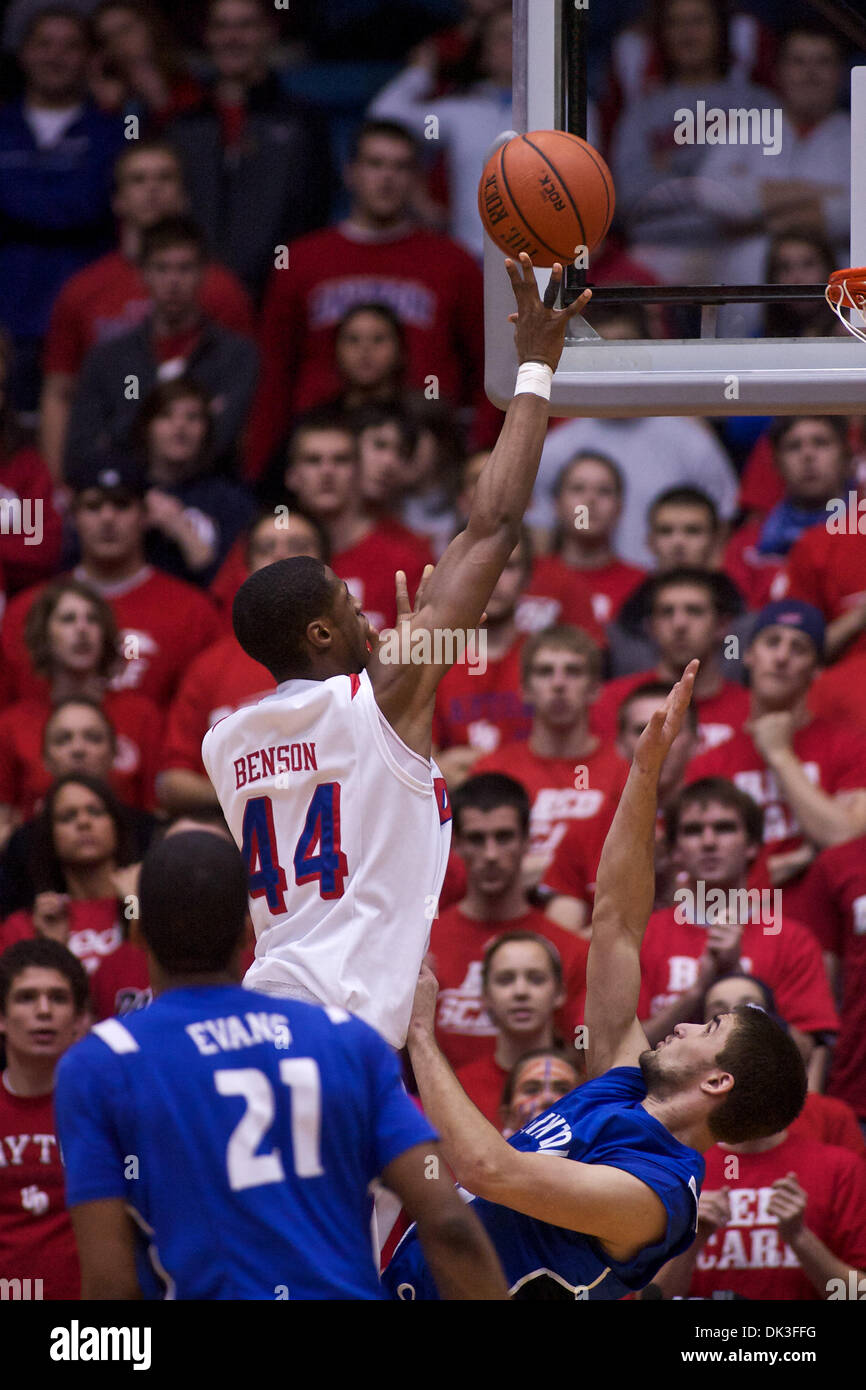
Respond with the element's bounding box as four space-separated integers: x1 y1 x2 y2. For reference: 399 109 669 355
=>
826 268 866 342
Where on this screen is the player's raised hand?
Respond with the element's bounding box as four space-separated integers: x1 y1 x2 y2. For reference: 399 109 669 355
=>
633 660 699 777
505 251 592 372
394 565 434 626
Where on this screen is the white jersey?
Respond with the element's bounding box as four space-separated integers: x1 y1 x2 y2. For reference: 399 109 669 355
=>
202 669 451 1047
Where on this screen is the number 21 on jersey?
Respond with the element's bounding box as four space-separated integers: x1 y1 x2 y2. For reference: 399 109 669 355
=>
242 785 349 913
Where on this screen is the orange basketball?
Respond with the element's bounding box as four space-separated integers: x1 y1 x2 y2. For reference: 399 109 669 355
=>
478 130 615 268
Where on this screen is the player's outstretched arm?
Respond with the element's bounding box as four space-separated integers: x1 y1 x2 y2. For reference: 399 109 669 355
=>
382 1142 509 1299
70 1198 143 1299
407 968 667 1258
585 661 699 1080
371 256 590 739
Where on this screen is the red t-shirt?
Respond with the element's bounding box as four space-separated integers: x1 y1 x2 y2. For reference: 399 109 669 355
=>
514 556 607 644
721 518 786 612
0 898 125 977
690 1135 866 1300
43 250 254 375
788 1091 866 1157
797 837 866 1119
0 1079 80 1299
809 653 866 731
685 718 866 861
245 225 486 478
87 940 152 1021
518 554 643 636
428 905 588 1070
592 673 749 757
636 906 838 1035
0 566 222 710
0 448 63 595
433 637 531 753
473 740 627 874
738 432 784 517
776 524 866 661
159 634 273 777
0 691 162 815
455 1054 510 1128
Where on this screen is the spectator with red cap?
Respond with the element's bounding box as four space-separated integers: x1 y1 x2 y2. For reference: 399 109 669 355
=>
685 600 866 914
39 139 253 478
0 453 221 710
0 938 89 1299
428 773 588 1074
455 931 581 1128
474 626 626 889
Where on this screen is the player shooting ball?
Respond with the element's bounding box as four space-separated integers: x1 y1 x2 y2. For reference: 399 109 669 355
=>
204 254 592 1048
383 661 808 1300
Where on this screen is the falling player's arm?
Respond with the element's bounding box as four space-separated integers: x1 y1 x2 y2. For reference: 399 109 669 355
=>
585 662 699 1080
382 1142 509 1299
69 1199 143 1299
371 255 591 743
407 969 667 1253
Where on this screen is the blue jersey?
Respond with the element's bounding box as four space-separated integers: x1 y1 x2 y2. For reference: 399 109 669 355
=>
55 985 435 1300
383 1067 704 1300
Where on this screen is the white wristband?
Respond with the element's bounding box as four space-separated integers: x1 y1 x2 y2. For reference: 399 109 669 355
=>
514 361 553 400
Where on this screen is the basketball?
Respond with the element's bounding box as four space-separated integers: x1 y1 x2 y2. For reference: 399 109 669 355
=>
478 130 615 267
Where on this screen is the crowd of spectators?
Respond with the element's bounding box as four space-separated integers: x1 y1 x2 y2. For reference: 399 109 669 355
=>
1 0 865 1303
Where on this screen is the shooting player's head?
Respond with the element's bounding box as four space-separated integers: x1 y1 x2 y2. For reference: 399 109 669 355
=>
138 831 249 983
233 558 374 682
638 1004 806 1144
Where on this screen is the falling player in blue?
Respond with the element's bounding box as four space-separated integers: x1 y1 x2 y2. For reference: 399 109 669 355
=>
384 662 808 1300
54 831 508 1300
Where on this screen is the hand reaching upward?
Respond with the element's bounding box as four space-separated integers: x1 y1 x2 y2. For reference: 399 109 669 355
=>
505 252 592 372
633 660 700 778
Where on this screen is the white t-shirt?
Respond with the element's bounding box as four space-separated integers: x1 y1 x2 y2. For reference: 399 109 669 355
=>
24 103 83 148
203 668 452 1048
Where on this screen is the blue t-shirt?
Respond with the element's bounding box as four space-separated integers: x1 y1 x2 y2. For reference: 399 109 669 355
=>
55 985 435 1300
383 1067 704 1300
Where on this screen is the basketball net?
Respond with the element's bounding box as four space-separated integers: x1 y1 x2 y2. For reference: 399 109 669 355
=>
826 267 866 342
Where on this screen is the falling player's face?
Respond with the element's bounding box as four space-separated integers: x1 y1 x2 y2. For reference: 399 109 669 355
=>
672 799 756 890
248 514 324 572
639 1013 738 1098
0 967 81 1065
456 805 526 897
73 490 146 565
483 940 565 1039
505 1054 581 1132
46 593 105 675
285 430 358 520
51 783 118 869
744 626 817 708
522 645 597 729
648 504 717 569
44 705 114 779
649 584 721 668
556 457 621 541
